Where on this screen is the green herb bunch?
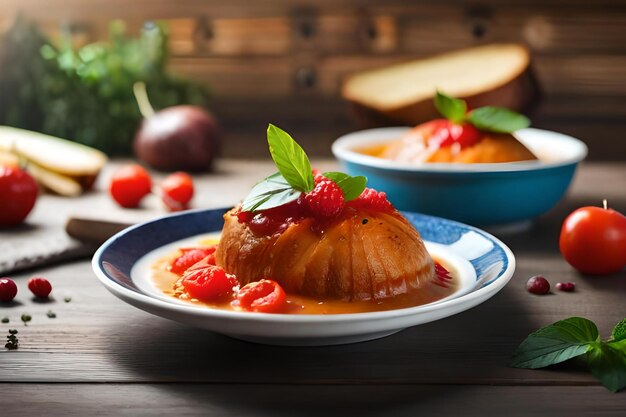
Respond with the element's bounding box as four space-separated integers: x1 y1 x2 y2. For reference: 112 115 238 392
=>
241 124 366 212
0 17 211 155
512 316 626 392
435 91 530 134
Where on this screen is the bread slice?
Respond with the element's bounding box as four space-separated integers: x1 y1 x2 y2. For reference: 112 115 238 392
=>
342 44 539 126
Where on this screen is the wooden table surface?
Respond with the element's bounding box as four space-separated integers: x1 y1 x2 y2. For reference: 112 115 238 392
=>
1 160 625 416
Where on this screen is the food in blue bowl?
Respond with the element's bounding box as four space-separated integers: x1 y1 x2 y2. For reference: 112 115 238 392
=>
332 94 587 227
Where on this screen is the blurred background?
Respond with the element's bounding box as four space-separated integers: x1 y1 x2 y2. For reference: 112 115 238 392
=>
1 0 625 160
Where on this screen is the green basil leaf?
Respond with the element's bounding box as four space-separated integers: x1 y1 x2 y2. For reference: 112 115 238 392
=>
434 90 466 123
322 172 367 201
612 318 626 342
322 172 350 183
511 317 599 369
337 176 367 201
467 106 530 133
267 124 314 192
586 343 626 393
241 172 301 212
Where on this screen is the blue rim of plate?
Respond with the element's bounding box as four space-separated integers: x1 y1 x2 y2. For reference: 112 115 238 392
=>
92 208 515 322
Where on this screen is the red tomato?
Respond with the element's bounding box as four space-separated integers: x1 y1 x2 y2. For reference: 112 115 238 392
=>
235 279 286 313
28 277 52 299
162 172 194 211
181 265 238 302
0 166 38 227
0 277 18 302
109 164 152 208
169 246 216 275
436 122 482 149
559 202 626 275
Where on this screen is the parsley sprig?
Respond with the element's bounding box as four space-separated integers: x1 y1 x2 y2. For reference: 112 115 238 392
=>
241 124 367 212
511 316 626 392
435 91 530 133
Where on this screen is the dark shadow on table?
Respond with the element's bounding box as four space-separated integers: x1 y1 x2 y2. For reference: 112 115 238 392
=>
103 286 560 413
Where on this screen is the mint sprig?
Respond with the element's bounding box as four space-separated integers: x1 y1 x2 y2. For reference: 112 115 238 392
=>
435 91 530 134
240 173 301 212
466 106 530 133
435 90 466 123
512 316 626 392
267 124 314 193
240 124 369 213
322 172 367 201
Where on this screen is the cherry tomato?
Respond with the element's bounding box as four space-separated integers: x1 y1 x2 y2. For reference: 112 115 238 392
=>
181 265 238 302
170 246 216 275
109 164 152 208
235 279 286 313
559 202 626 275
162 172 194 211
28 277 52 299
0 166 38 227
0 277 18 302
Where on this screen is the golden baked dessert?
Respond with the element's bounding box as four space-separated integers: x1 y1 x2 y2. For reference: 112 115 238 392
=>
217 202 434 301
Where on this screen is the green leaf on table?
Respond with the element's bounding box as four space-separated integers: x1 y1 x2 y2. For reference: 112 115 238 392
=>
267 124 314 193
323 171 367 201
467 106 530 133
241 172 301 212
511 317 599 369
586 343 626 392
611 318 626 342
434 90 466 123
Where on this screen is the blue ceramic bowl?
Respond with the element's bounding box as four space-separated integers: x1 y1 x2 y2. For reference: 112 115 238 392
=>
332 127 587 226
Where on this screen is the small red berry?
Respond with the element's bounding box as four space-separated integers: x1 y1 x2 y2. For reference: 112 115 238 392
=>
556 282 576 292
348 188 394 212
0 277 18 302
305 179 344 217
28 277 52 299
526 275 550 295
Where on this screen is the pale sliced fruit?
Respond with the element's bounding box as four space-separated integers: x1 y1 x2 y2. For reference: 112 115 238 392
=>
0 126 107 177
27 163 83 197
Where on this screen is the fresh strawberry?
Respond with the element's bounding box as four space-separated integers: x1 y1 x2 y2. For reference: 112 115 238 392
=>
305 179 344 217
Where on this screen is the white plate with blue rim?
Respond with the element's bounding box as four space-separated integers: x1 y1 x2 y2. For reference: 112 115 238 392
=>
92 208 515 346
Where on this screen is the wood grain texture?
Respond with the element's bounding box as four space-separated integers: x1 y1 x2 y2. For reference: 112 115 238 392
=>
2 384 626 416
0 162 624 388
2 1 626 160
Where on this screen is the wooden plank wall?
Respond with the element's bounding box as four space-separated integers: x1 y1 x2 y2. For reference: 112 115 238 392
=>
2 0 626 160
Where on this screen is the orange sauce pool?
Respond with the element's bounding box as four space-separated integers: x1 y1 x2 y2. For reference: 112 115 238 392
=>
150 239 458 314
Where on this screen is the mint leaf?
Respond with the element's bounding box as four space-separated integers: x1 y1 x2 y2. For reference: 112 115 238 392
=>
434 90 466 123
241 172 301 212
322 172 350 183
612 318 626 342
322 172 367 201
267 124 314 193
511 317 599 369
467 106 530 133
586 343 626 392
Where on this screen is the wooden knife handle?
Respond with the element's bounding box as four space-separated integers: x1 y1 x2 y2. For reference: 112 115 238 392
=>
65 216 134 245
